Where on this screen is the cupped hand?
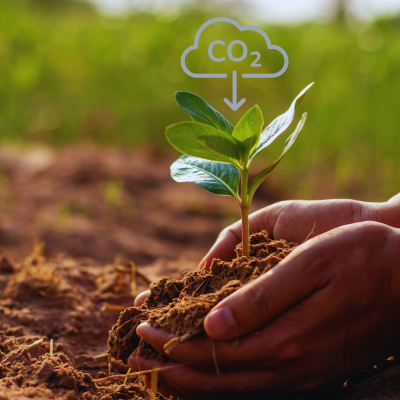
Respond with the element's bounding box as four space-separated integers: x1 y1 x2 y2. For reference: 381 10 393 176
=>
129 222 400 399
200 198 387 269
133 196 397 305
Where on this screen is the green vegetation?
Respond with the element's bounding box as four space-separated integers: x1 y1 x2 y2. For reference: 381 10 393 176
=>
167 85 311 256
0 0 399 201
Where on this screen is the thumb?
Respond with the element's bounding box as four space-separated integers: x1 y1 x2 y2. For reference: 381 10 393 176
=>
204 237 328 340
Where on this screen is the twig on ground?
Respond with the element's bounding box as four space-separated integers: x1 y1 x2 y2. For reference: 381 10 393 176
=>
93 369 157 383
93 365 178 383
131 261 137 296
94 353 108 361
102 304 125 312
27 338 44 349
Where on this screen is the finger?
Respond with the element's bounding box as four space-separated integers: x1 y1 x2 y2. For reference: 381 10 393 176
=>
136 322 292 371
199 206 280 269
134 290 150 307
204 234 331 340
129 356 284 400
136 322 177 356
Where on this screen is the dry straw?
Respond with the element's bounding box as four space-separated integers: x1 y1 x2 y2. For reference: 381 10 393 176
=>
131 261 136 296
27 338 43 349
123 368 131 385
102 304 125 312
211 339 220 375
163 329 203 355
150 367 159 400
93 367 163 383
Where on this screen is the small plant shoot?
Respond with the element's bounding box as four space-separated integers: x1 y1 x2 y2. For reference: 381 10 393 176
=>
166 83 314 257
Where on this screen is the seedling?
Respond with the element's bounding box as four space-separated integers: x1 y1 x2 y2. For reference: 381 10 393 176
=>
166 83 314 257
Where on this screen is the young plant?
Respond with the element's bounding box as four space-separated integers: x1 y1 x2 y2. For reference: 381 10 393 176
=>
166 83 314 258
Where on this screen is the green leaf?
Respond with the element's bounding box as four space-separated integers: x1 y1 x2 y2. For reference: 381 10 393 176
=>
249 83 314 162
232 105 263 163
166 121 240 165
170 155 240 200
175 92 234 135
247 113 308 202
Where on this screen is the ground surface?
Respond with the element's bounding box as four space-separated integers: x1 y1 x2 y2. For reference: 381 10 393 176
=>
0 144 282 265
1 146 400 399
0 145 251 264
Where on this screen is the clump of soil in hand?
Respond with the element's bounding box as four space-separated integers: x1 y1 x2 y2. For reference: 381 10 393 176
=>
108 231 298 364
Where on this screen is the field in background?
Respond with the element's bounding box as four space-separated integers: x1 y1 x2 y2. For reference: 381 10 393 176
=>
0 0 399 201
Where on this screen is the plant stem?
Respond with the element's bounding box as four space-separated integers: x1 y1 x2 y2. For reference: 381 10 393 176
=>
240 169 250 257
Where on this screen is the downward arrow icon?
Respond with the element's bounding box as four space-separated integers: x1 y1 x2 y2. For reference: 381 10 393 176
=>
224 71 246 111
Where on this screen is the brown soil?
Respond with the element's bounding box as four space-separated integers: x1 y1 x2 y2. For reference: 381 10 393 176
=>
0 240 161 399
108 231 297 364
108 231 400 400
1 146 400 399
2 243 400 400
0 145 276 265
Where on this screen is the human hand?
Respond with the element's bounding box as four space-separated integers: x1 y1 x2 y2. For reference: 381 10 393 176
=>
134 195 400 305
129 222 400 399
200 198 391 269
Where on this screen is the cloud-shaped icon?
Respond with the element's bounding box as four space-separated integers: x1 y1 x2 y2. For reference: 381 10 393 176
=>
181 17 289 79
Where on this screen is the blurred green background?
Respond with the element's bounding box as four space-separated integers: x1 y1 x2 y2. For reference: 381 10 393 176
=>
0 0 399 202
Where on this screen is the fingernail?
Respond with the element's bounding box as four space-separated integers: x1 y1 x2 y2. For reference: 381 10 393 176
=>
205 307 237 338
136 322 148 337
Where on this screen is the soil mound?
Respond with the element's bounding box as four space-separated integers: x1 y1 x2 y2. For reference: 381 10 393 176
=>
0 146 269 265
0 242 179 399
0 324 148 400
108 231 297 364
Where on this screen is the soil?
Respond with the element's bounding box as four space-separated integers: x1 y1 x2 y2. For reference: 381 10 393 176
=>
108 231 297 364
0 145 278 265
108 231 400 400
1 146 400 399
0 239 160 399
